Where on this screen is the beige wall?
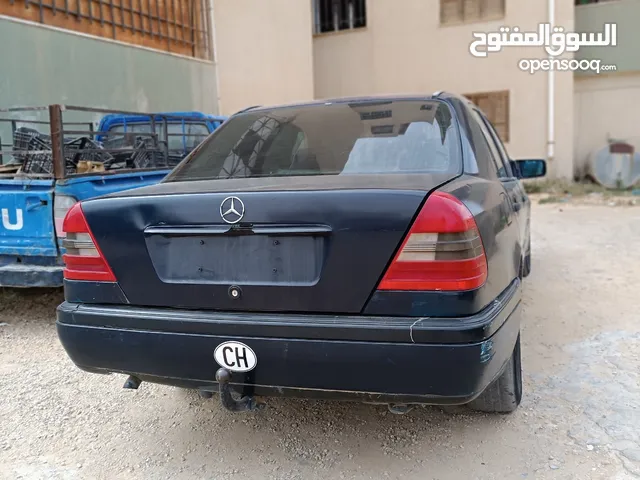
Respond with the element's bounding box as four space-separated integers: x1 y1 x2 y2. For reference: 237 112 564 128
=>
313 0 576 178
574 72 640 177
212 0 315 115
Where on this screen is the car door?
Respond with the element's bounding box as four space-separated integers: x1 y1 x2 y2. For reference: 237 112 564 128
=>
468 108 525 274
476 112 529 251
462 105 519 284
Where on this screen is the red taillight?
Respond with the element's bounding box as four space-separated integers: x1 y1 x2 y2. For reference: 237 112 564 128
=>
378 191 487 292
61 203 116 282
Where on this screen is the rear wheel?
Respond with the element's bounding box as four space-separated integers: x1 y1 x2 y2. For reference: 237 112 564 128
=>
521 238 531 278
469 335 522 414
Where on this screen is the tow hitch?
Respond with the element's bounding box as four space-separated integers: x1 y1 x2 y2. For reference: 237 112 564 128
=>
215 368 264 412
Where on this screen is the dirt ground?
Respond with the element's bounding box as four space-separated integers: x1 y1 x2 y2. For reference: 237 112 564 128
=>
1 200 639 480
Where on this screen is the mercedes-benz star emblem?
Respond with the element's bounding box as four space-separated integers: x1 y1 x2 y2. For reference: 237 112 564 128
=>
220 196 245 224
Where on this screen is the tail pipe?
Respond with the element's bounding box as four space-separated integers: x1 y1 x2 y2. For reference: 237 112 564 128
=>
123 375 141 389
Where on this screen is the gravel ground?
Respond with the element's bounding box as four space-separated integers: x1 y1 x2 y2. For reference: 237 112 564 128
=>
1 201 639 480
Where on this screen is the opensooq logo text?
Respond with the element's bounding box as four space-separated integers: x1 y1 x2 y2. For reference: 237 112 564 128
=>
469 23 618 74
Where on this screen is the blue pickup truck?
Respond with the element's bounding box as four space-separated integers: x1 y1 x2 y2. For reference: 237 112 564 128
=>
0 105 226 287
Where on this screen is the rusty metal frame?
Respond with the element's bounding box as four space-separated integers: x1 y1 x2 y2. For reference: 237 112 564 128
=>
0 104 217 179
10 0 212 59
49 104 66 180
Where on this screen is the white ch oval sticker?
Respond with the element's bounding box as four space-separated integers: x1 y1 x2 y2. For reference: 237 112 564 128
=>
214 341 257 373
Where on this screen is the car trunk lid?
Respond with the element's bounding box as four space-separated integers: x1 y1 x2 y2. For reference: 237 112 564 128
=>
81 173 455 313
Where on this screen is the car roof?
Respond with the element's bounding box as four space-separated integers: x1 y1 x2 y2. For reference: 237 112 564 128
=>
236 92 468 115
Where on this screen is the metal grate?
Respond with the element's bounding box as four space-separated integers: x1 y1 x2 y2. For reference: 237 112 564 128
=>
2 0 212 60
314 0 366 34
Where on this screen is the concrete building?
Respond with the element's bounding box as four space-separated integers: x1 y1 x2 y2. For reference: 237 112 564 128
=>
212 0 639 180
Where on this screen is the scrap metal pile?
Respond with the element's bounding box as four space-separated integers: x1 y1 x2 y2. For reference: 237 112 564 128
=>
8 127 170 176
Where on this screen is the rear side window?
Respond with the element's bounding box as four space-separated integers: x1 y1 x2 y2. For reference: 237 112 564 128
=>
166 123 210 150
109 123 152 134
166 100 461 182
471 109 507 178
464 108 499 180
109 122 209 150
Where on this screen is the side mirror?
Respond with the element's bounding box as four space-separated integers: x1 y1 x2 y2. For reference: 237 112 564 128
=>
510 159 547 179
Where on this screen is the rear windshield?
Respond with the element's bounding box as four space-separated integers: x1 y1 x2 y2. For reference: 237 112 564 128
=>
166 100 461 182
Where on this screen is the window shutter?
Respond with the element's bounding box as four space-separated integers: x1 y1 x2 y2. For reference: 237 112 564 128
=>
464 91 510 143
440 0 462 24
483 0 505 17
463 0 482 22
440 0 504 24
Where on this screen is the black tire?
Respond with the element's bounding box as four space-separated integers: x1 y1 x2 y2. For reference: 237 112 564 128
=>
521 251 531 278
521 238 531 278
469 335 522 414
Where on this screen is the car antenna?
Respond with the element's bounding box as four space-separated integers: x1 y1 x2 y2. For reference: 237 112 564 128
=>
233 105 262 115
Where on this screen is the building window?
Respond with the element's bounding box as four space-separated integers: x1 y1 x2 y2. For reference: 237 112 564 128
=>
575 0 616 4
440 0 505 25
464 91 510 143
314 0 367 34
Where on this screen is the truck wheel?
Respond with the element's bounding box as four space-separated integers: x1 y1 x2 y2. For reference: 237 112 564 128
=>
470 335 522 414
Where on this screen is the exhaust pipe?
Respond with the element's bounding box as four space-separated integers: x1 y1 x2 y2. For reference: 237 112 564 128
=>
123 375 141 390
388 403 414 415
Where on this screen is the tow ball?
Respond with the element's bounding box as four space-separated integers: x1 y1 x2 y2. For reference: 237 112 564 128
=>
215 368 264 412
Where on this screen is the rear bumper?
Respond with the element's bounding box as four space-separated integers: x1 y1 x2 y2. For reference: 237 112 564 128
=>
56 280 521 404
0 262 63 287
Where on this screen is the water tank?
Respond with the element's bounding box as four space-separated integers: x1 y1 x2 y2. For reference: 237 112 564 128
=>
587 142 640 189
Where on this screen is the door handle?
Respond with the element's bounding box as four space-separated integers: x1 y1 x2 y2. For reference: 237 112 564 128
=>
25 197 48 212
512 200 522 212
500 192 513 225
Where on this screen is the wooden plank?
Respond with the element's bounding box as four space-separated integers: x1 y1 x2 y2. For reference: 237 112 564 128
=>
0 164 21 174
